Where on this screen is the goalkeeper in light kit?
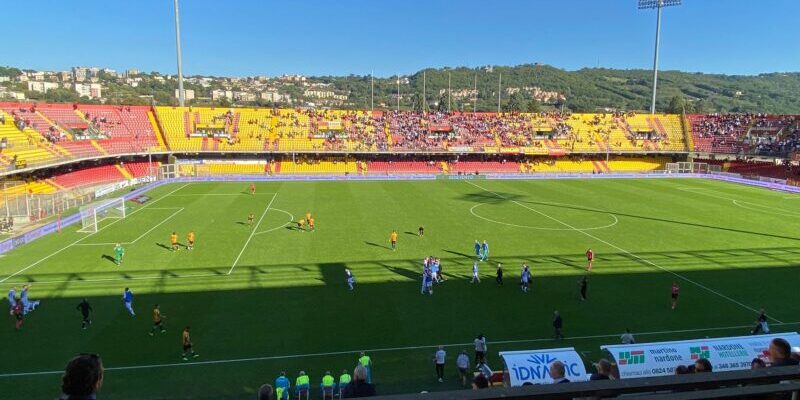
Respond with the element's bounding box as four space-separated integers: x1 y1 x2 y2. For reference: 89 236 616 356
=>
114 243 125 266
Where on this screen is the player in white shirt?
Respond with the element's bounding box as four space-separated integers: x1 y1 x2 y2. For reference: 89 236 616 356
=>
471 262 480 283
433 346 446 382
345 269 355 291
7 287 16 309
20 285 40 314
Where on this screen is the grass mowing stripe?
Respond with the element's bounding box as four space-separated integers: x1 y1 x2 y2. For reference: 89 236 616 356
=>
464 180 784 324
0 183 191 283
227 192 278 275
3 321 797 379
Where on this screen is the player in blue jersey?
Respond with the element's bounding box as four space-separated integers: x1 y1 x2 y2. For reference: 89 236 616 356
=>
481 240 489 261
122 287 135 316
474 240 481 260
345 268 355 291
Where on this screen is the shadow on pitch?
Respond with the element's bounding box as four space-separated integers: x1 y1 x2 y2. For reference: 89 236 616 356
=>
364 241 392 250
101 254 117 265
155 243 172 251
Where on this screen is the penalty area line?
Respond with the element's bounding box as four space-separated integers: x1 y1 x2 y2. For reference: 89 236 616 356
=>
228 192 278 275
1 321 797 378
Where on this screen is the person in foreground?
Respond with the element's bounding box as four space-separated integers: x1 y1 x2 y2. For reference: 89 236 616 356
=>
60 354 103 400
549 361 570 383
341 365 375 398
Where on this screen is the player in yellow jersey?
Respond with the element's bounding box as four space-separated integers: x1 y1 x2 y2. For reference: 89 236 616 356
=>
390 230 398 250
309 217 315 231
305 211 312 222
182 326 199 361
149 304 166 336
170 232 179 251
297 219 306 231
186 231 195 250
247 212 255 226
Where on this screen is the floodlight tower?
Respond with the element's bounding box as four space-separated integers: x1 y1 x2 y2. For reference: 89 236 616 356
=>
639 0 681 114
174 0 185 107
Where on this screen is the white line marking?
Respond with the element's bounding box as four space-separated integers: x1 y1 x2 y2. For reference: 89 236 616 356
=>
127 208 185 244
168 193 277 197
465 180 784 323
470 202 619 231
677 187 800 219
228 192 278 275
253 209 295 236
0 184 191 283
2 321 798 378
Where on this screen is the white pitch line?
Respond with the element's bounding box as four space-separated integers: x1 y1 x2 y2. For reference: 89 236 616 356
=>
74 208 186 247
168 193 277 197
227 192 278 275
2 321 798 378
253 209 295 236
127 208 185 244
0 183 191 284
465 180 784 324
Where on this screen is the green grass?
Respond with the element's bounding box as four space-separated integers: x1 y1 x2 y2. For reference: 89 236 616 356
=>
1 178 799 399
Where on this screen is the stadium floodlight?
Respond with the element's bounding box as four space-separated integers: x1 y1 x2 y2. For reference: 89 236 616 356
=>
639 0 682 114
174 0 185 107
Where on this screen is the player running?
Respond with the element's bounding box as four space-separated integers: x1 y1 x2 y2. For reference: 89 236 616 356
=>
149 304 166 336
186 231 195 250
170 232 179 251
471 262 480 283
585 248 594 271
345 268 355 291
249 183 256 195
390 230 398 251
181 326 199 360
123 287 135 316
114 243 125 266
671 282 680 310
248 212 255 226
77 298 92 330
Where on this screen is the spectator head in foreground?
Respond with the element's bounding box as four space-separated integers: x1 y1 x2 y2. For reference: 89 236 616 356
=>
550 361 570 383
751 358 766 369
61 354 104 400
674 365 690 375
472 374 489 389
769 338 799 366
590 359 611 380
257 384 274 400
694 358 713 373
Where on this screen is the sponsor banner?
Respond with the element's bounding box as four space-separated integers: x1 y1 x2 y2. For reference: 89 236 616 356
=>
435 174 486 180
319 121 343 130
522 146 548 155
447 146 473 152
499 147 521 154
548 149 567 156
94 177 156 198
603 333 800 379
500 348 588 386
429 123 452 132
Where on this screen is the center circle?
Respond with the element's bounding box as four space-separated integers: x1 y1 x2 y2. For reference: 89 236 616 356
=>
256 208 295 234
469 202 619 231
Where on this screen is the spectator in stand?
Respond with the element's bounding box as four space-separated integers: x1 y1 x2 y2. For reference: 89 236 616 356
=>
553 311 564 340
694 358 713 373
341 365 375 398
751 358 766 369
456 350 470 387
550 361 570 384
257 384 274 400
768 338 799 367
621 328 635 344
590 359 612 380
474 334 487 366
60 354 104 400
433 346 446 383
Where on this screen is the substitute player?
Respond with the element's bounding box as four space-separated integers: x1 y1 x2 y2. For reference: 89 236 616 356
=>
170 232 179 251
390 230 398 251
186 231 195 250
585 248 594 271
182 326 199 360
114 243 125 266
671 282 680 310
149 304 166 336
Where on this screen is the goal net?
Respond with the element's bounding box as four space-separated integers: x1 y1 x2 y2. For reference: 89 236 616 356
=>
78 197 127 232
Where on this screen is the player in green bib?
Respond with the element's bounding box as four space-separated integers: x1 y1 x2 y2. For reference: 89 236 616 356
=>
114 243 125 266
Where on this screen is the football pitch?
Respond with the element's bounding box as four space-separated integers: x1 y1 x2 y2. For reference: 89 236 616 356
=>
1 177 799 399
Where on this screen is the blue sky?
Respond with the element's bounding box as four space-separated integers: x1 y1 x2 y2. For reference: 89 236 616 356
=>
3 0 798 77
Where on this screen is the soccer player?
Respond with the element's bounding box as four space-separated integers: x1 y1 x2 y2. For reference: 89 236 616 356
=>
77 298 92 330
7 287 16 309
433 346 446 383
320 371 335 397
390 230 398 251
248 212 255 226
418 226 424 237
586 248 594 271
752 309 770 335
20 284 39 315
421 266 433 295
149 304 166 336
249 183 256 195
495 263 504 286
431 259 440 283
308 217 315 231
170 232 179 251
297 218 306 231
305 211 312 222
520 265 531 293
12 299 23 330
474 240 481 260
345 268 355 291
471 262 480 283
114 243 125 266
122 287 135 316
553 310 564 340
671 282 680 310
181 326 199 360
578 275 588 301
275 372 291 400
186 231 195 250
481 240 489 261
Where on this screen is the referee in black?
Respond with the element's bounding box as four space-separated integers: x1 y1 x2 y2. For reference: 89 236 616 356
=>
579 275 588 301
77 298 93 330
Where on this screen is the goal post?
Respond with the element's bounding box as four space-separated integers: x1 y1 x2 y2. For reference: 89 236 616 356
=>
78 197 127 232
